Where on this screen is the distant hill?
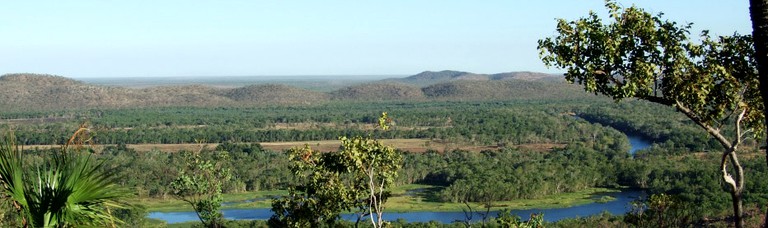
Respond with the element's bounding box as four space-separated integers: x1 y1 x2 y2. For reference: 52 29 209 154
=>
489 71 563 81
330 82 424 101
139 85 234 106
223 84 329 104
0 71 581 111
0 73 136 110
383 70 563 87
422 80 587 100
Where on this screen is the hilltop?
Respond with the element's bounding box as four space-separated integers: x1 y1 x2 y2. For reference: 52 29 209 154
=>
383 70 563 87
0 71 585 111
224 84 330 104
423 80 582 100
330 82 424 101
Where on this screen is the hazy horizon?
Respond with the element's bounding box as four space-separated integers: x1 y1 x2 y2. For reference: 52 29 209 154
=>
2 1 752 78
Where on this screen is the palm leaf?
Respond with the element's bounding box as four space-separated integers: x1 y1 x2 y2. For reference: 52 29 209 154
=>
0 131 131 227
0 134 31 224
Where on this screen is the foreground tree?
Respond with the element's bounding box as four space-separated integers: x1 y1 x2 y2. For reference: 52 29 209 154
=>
538 1 763 227
270 113 402 227
170 149 231 228
0 128 130 227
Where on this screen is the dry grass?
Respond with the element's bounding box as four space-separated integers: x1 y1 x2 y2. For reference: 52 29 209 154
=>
517 143 566 152
128 144 212 152
260 122 445 131
0 117 72 124
121 139 478 153
25 139 565 153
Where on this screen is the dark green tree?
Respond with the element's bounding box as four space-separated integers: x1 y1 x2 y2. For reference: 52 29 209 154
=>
538 1 763 226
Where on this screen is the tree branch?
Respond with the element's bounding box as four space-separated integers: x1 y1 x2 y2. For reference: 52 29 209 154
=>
674 100 732 149
638 95 674 106
721 151 738 190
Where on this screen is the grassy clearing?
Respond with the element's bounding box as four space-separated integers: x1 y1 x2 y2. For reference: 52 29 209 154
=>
115 139 563 153
142 184 618 213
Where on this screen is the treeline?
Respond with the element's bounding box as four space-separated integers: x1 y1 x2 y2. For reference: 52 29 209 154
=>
576 101 725 152
407 144 628 202
7 100 620 147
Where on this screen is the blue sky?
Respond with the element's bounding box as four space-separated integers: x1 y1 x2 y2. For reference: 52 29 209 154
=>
0 1 752 78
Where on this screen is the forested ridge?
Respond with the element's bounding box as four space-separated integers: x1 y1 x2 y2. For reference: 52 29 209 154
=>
0 72 583 111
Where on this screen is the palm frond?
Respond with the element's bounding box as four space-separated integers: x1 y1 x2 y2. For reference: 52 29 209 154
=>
0 130 131 227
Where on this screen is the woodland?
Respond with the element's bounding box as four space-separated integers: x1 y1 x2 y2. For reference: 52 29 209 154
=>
2 0 768 227
2 87 767 227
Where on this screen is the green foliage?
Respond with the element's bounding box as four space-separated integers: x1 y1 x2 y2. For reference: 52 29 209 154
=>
269 145 359 227
538 1 762 226
170 150 232 228
9 99 768 225
270 113 403 227
576 101 719 152
538 0 763 137
416 144 627 203
495 210 545 228
111 205 149 227
0 131 130 227
624 193 695 227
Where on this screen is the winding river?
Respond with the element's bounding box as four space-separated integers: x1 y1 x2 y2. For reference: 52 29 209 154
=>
149 189 644 224
149 133 652 224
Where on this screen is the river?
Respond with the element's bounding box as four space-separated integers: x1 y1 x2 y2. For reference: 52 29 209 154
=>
628 135 652 154
148 189 644 224
149 133 652 224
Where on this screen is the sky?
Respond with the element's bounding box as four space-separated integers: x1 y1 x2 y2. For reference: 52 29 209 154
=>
0 1 753 78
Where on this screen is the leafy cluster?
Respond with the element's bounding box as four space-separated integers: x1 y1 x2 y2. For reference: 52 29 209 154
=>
624 193 695 227
538 0 763 137
170 150 232 228
538 1 763 226
270 113 402 227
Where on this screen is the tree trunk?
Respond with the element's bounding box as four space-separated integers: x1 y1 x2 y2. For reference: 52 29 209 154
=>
750 1 768 227
722 149 745 228
732 190 744 228
752 1 768 107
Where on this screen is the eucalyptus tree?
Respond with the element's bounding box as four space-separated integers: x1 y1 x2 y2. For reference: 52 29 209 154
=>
0 128 130 227
538 1 763 227
269 113 402 228
170 149 231 228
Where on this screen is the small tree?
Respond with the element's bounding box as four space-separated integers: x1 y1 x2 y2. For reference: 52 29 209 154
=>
269 145 361 227
538 1 763 227
270 113 402 228
170 149 231 228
